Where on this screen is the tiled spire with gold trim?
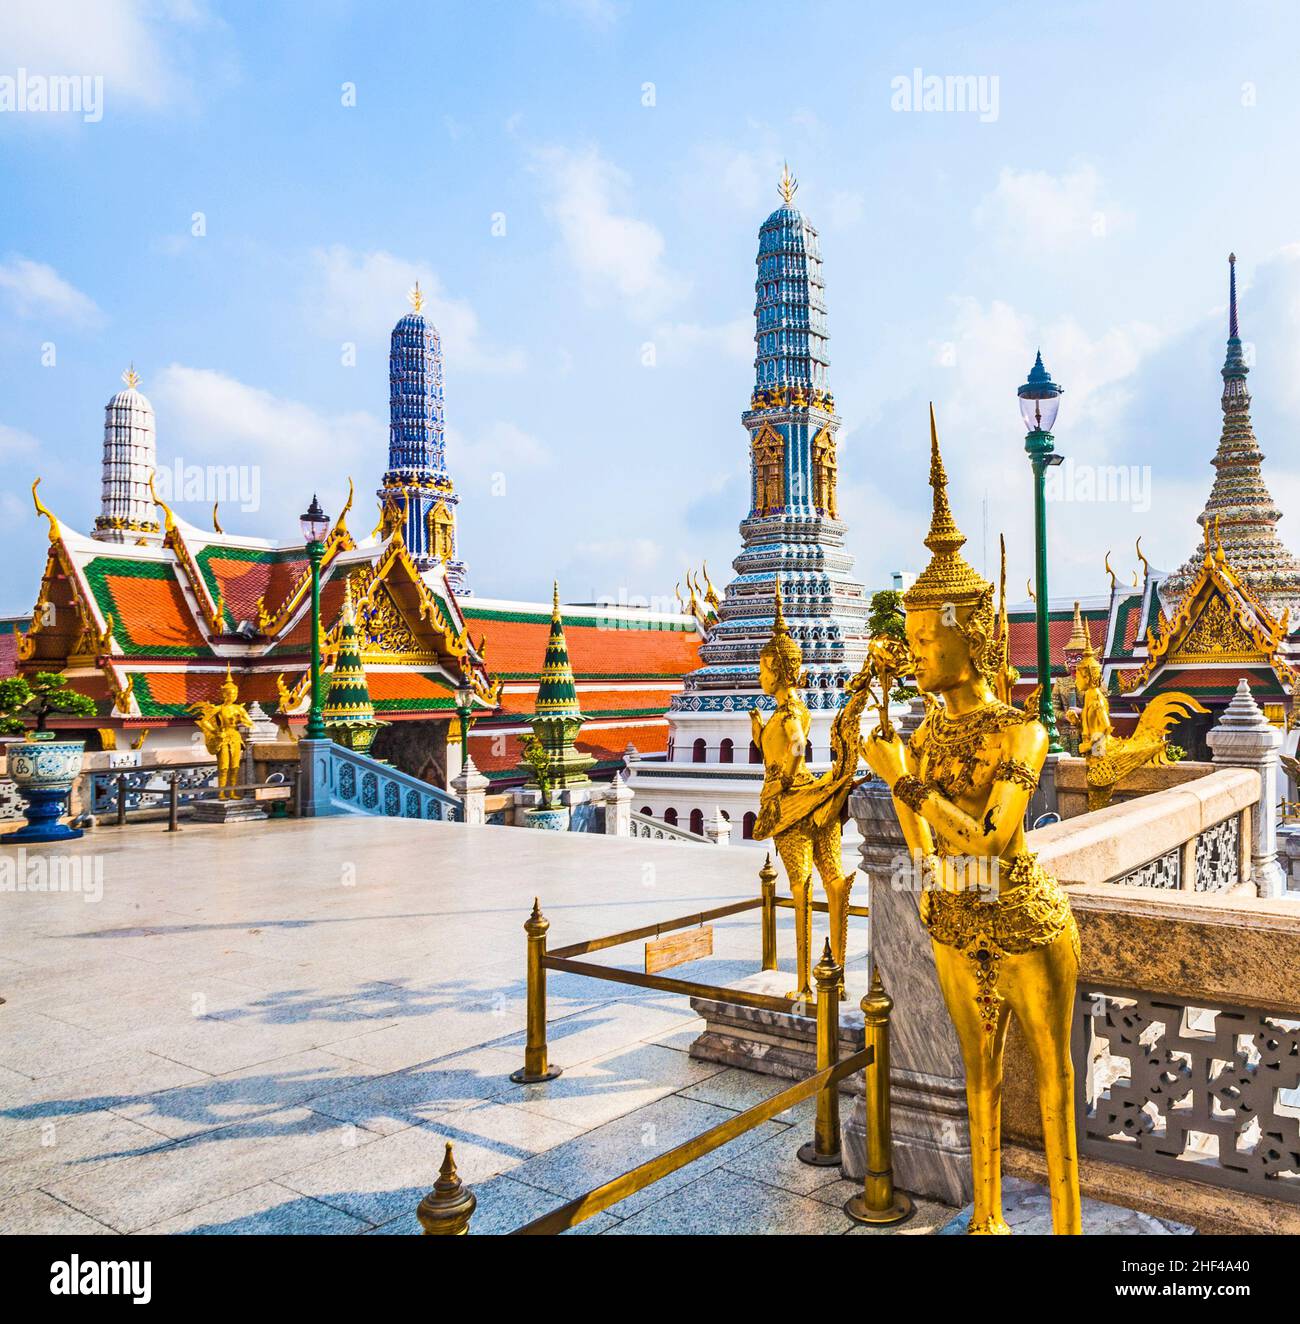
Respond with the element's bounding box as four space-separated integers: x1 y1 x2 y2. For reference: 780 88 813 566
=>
322 578 382 753
1164 254 1300 617
525 583 594 788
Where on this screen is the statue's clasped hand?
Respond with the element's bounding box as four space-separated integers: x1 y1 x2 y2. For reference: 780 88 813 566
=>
862 730 906 788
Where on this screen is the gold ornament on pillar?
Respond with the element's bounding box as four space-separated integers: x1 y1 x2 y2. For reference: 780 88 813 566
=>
860 404 1083 1236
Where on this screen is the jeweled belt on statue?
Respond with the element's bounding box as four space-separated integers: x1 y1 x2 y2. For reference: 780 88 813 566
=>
919 852 1079 1041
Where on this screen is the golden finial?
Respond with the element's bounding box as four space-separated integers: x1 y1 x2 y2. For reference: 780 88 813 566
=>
408 282 425 314
772 578 788 633
1026 578 1036 604
122 363 140 390
212 501 224 535
31 478 60 541
1065 600 1089 654
778 161 798 205
335 477 354 533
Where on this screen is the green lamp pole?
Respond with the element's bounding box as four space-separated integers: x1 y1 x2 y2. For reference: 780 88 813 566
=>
1018 353 1065 753
454 681 476 761
299 494 330 740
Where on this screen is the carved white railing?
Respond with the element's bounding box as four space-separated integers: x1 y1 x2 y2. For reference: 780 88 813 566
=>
628 811 712 845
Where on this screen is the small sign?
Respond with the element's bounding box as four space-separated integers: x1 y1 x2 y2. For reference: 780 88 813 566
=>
644 925 713 974
254 785 292 801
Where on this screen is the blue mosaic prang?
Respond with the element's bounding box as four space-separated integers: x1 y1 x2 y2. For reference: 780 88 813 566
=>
378 302 468 590
675 186 871 711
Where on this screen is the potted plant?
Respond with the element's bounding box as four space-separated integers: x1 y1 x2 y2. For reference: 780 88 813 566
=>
1 672 97 843
520 734 569 831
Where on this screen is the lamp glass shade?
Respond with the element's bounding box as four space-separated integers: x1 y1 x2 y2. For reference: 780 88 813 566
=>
299 495 330 543
1018 392 1061 434
454 683 476 710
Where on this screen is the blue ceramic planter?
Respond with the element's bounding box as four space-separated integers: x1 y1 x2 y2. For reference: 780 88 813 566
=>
5 739 85 843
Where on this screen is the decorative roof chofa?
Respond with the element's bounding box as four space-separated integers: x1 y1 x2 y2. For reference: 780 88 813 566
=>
1121 519 1295 694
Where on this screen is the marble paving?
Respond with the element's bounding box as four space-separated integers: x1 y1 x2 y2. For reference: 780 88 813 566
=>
0 816 1190 1235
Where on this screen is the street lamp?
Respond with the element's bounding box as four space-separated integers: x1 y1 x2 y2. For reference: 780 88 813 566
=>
453 680 476 763
299 494 330 741
1018 352 1065 753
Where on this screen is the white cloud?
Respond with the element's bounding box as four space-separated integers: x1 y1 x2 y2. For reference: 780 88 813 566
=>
0 256 103 326
0 0 209 111
308 246 525 374
0 423 40 458
973 165 1134 255
651 317 752 366
550 0 626 30
150 364 381 525
446 420 551 477
533 144 688 315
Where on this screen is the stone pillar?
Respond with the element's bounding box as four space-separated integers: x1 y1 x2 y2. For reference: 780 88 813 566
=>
603 771 633 836
704 806 731 847
841 697 972 1207
1207 678 1284 897
450 754 489 826
297 737 330 818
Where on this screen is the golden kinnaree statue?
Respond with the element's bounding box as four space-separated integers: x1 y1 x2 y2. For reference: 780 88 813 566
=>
1068 637 1207 811
861 406 1082 1235
188 665 253 800
751 583 871 1000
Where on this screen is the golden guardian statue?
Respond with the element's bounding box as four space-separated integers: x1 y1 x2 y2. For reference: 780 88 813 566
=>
751 584 871 1000
861 407 1082 1235
189 665 253 800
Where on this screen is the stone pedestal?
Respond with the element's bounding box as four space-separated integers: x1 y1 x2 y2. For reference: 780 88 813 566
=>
703 806 732 847
192 798 267 824
844 776 972 1208
1207 678 1284 897
688 968 865 1089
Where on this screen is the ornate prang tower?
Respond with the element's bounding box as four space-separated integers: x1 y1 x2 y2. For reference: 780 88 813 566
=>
1164 254 1300 617
379 283 467 591
93 366 162 544
628 168 871 839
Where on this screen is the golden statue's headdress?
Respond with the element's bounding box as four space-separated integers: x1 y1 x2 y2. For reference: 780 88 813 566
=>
902 405 992 611
903 406 998 683
760 580 804 687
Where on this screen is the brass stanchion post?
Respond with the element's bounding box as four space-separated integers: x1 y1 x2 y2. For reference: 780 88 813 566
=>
759 851 777 972
798 939 842 1166
845 968 913 1225
417 1142 477 1234
510 898 562 1084
116 774 127 827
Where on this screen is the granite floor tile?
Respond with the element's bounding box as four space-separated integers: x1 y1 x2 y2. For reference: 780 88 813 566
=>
677 1066 818 1126
138 1180 371 1234
496 1040 725 1131
41 1105 379 1233
0 1050 209 1127
605 1166 854 1235
499 998 704 1072
111 1049 384 1141
0 1188 119 1234
308 1046 522 1135
0 1010 132 1079
506 1092 786 1218
280 1107 582 1227
720 1124 848 1196
0 1108 176 1207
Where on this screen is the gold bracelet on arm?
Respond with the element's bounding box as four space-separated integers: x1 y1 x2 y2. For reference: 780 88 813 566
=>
992 758 1038 792
893 774 932 814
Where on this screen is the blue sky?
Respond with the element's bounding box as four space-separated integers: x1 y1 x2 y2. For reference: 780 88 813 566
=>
4 0 1300 615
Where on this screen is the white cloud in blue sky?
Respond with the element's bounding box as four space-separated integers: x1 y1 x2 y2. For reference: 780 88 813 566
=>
3 0 1300 615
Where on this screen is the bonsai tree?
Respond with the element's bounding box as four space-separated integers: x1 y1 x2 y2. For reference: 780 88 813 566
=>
520 733 555 810
867 590 918 702
0 672 97 736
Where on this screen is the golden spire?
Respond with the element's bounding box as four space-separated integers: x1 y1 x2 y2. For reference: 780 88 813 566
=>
772 578 788 634
902 405 991 609
778 161 798 205
407 282 425 315
122 364 140 390
1065 601 1089 654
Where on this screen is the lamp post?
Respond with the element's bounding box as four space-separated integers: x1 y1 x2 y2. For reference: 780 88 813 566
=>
453 680 476 766
1018 352 1065 753
299 494 331 741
